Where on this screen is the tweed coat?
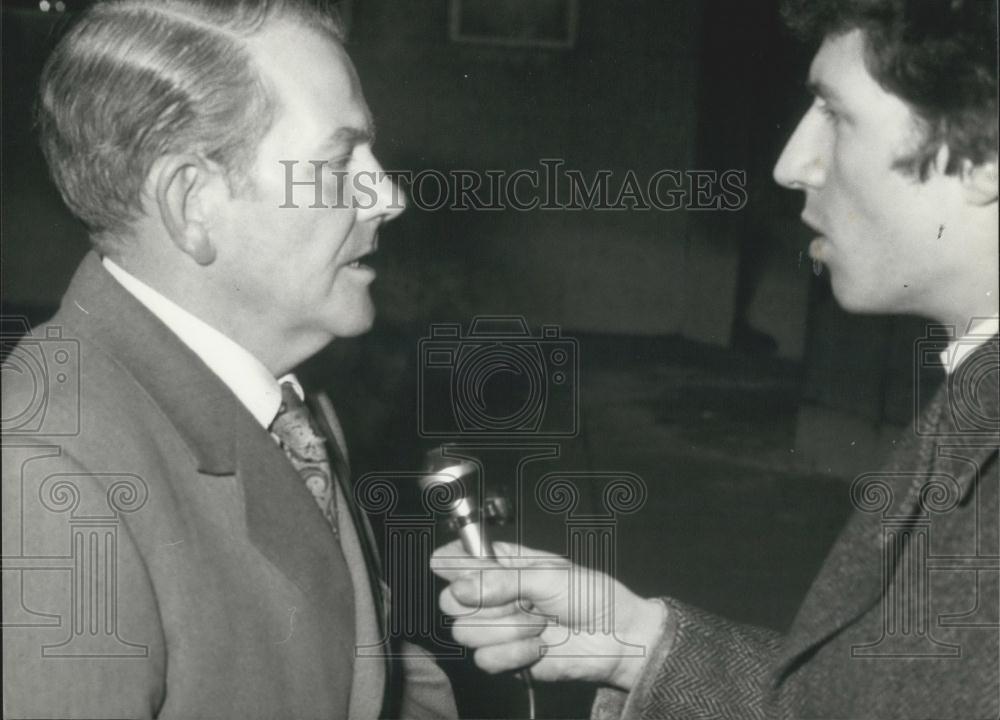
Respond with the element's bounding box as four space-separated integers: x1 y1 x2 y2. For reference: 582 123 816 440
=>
2 253 457 719
594 336 999 720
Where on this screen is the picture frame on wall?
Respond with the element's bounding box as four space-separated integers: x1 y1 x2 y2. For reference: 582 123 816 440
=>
449 0 579 49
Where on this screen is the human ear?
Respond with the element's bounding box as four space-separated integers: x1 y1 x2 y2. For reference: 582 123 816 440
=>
151 154 218 265
961 158 998 206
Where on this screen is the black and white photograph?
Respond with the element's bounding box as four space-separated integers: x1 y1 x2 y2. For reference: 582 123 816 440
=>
2 0 997 718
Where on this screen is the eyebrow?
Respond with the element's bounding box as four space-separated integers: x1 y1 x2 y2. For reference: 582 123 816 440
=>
806 79 844 105
319 121 376 154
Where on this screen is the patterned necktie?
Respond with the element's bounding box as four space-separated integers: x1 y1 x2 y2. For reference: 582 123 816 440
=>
269 382 339 537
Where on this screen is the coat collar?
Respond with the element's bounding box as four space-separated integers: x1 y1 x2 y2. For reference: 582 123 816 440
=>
775 336 998 679
57 253 354 599
59 252 241 475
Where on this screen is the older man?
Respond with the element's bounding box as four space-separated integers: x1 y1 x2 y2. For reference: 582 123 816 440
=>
433 1 998 718
2 1 455 717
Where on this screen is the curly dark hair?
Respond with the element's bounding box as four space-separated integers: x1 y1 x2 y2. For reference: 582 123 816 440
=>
782 0 998 179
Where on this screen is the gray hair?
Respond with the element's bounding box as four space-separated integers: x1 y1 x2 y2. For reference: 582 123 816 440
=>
37 0 345 251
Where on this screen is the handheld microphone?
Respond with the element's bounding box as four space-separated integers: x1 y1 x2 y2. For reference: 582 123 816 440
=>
420 446 536 719
419 448 496 559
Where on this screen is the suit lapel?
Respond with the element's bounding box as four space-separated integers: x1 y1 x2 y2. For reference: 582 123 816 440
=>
236 417 353 597
776 337 999 678
58 253 351 597
914 337 999 512
309 393 391 718
310 393 385 578
773 492 888 676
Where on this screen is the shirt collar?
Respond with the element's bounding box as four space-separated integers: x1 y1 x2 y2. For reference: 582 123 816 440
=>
102 257 298 428
939 314 1000 375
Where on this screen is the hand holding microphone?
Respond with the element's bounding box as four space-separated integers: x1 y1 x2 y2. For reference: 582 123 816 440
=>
422 447 669 692
420 446 539 717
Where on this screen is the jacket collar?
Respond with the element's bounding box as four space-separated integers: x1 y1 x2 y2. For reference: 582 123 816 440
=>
775 336 998 679
60 252 241 475
102 256 285 430
59 253 357 599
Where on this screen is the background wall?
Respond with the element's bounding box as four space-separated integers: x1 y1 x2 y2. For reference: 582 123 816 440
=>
2 0 815 356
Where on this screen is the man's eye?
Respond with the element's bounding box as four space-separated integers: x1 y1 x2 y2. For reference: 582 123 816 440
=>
329 153 353 170
814 98 841 124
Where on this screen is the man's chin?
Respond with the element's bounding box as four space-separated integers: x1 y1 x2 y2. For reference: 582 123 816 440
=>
328 309 377 339
830 277 887 316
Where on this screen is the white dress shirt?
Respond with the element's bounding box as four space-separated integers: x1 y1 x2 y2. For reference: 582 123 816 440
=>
102 257 302 426
940 314 1000 375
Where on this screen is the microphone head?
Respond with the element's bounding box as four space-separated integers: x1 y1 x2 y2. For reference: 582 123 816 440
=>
418 447 477 493
418 447 498 558
419 446 480 521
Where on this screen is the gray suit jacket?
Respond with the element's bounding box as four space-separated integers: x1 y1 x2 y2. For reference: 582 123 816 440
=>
2 253 457 719
595 336 999 719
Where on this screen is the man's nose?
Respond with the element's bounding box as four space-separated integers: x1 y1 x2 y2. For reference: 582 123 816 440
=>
773 109 827 191
356 148 406 221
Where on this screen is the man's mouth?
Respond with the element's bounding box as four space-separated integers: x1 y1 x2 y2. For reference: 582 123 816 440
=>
800 212 829 274
346 241 379 270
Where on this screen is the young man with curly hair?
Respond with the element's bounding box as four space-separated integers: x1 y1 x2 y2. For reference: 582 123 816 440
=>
434 1 998 717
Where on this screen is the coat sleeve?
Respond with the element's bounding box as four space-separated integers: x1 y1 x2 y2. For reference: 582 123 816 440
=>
395 640 459 719
592 598 782 720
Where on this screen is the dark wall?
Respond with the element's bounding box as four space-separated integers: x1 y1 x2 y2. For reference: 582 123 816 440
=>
348 0 709 336
2 1 717 337
2 8 90 319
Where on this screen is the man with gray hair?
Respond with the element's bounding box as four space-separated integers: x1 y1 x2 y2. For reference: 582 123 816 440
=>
2 1 456 717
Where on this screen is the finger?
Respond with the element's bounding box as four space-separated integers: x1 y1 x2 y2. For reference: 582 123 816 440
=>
445 567 528 607
439 586 522 618
430 541 499 582
430 538 470 560
452 560 573 611
451 615 546 648
432 541 557 572
490 542 561 566
473 636 546 675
